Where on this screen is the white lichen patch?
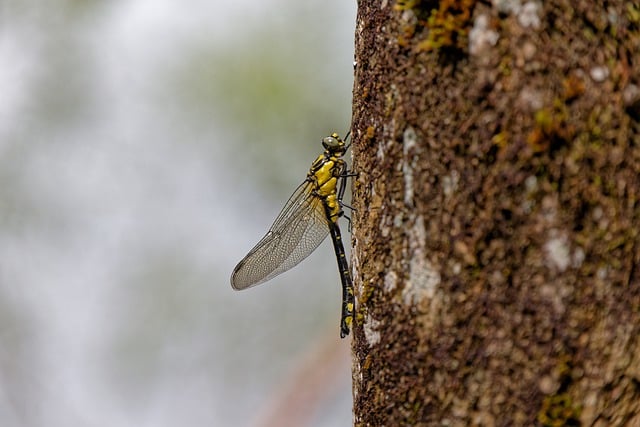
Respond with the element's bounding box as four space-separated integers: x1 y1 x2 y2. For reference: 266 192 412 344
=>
596 266 608 280
592 205 603 221
492 0 541 30
442 170 460 198
469 14 500 56
539 282 569 316
403 164 414 205
521 175 538 213
376 139 386 161
364 315 381 346
403 258 441 305
380 212 391 237
393 213 404 228
452 262 462 275
590 65 609 82
524 175 538 192
402 216 441 305
492 0 521 14
517 1 542 29
410 215 427 250
403 127 418 206
623 84 640 106
403 126 417 152
401 8 416 24
544 234 570 272
384 270 398 293
572 246 585 268
517 86 544 111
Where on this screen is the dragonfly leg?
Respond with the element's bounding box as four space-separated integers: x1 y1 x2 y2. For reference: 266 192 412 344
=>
337 170 357 201
331 206 354 232
343 213 352 232
339 200 355 212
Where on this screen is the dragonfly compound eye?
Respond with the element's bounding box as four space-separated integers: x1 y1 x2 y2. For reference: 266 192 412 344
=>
322 134 345 152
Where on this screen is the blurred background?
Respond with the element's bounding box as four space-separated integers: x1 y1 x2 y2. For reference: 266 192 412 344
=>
0 1 356 426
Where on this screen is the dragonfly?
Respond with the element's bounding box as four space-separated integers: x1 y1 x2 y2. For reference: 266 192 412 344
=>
231 132 355 338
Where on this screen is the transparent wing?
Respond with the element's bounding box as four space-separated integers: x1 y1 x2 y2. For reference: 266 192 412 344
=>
230 180 330 290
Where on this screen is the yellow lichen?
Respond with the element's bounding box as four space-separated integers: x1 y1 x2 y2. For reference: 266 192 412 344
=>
393 0 477 53
527 102 575 153
538 393 581 427
417 0 477 52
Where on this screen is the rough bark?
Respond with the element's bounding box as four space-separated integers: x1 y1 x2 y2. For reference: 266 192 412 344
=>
350 1 640 425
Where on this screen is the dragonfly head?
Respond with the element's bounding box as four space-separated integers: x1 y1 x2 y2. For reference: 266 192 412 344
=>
322 133 347 155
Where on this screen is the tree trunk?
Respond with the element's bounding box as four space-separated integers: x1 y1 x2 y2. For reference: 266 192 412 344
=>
350 1 640 425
